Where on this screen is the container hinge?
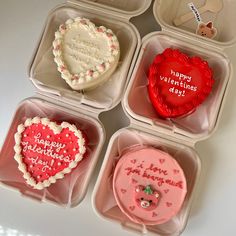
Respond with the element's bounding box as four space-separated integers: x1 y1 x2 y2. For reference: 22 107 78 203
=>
162 26 224 53
34 91 100 119
66 0 130 21
129 119 196 148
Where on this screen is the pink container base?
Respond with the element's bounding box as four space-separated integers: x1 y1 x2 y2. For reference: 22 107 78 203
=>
93 128 200 235
0 97 104 207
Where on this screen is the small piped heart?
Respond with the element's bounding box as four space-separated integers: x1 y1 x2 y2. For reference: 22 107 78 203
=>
159 159 165 164
164 189 170 194
152 212 158 217
131 159 137 164
173 169 180 174
166 202 173 207
132 179 138 184
129 206 135 211
121 189 127 194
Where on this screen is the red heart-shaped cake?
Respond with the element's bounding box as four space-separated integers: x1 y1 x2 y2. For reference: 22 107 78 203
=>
148 48 214 118
14 117 87 190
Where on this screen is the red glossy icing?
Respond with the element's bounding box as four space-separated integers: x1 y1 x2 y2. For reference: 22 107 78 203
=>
148 48 214 118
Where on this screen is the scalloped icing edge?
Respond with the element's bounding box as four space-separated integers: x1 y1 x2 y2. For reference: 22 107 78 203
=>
13 117 86 190
148 48 214 118
52 17 120 90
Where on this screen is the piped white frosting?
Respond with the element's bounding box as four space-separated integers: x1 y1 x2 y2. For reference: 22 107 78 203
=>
53 17 120 90
14 117 86 190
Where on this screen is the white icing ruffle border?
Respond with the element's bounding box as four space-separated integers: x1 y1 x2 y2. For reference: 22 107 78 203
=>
52 17 120 88
14 117 86 190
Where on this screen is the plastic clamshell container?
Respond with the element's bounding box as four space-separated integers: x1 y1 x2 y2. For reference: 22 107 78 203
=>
0 96 105 207
123 31 231 142
30 0 152 112
0 0 152 207
92 128 201 236
92 0 235 235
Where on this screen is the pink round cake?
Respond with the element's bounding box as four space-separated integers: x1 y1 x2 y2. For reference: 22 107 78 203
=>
113 147 187 225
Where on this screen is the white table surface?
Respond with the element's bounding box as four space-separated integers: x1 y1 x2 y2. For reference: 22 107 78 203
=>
1 1 236 236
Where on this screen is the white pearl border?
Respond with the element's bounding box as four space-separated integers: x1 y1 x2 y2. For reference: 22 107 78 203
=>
53 17 120 88
14 117 86 190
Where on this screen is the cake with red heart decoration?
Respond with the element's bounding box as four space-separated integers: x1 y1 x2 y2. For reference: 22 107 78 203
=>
14 117 87 190
148 48 214 118
53 17 120 91
113 147 187 225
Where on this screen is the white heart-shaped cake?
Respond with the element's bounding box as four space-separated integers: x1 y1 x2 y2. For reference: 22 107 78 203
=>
53 17 120 90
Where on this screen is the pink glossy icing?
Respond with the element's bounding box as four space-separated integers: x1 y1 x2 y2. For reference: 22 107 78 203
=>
113 147 187 225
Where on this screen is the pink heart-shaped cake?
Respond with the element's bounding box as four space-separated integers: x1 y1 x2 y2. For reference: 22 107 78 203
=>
14 117 87 190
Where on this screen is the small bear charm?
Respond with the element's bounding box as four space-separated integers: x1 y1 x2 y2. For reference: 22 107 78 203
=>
196 21 217 39
135 185 161 211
